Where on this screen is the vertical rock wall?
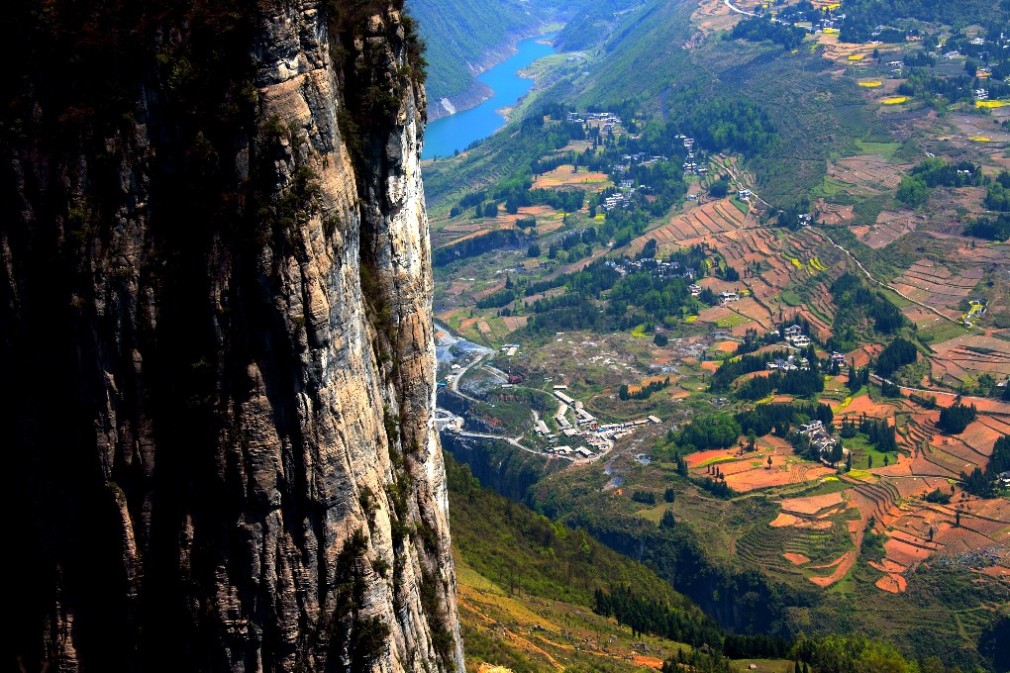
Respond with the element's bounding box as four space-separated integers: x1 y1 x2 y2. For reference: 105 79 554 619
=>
2 1 461 671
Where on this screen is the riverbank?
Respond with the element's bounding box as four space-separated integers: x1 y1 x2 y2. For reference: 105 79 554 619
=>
422 33 557 158
426 25 562 122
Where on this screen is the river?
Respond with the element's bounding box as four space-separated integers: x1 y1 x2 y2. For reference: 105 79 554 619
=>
422 34 556 159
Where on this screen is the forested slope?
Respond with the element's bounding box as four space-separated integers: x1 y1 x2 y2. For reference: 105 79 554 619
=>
408 0 542 107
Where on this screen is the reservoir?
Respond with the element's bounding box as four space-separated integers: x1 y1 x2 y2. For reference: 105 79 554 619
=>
422 34 556 159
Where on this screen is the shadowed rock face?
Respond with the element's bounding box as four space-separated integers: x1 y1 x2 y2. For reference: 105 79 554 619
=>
2 1 461 671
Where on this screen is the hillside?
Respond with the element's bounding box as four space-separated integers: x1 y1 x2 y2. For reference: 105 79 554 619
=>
447 454 1006 673
554 0 644 52
408 0 587 118
422 0 1010 670
446 456 716 672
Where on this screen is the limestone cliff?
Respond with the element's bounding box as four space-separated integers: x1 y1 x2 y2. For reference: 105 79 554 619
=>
2 1 461 671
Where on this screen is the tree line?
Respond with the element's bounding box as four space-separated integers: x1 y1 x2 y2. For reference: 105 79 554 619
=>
731 16 809 50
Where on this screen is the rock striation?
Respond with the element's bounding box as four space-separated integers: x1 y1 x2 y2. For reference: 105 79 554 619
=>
2 1 461 671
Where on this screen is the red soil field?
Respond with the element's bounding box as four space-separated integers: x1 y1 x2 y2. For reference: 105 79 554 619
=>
779 492 845 516
851 210 920 249
807 551 857 587
891 259 982 320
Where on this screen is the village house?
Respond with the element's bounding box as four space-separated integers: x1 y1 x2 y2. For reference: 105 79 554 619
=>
782 324 804 339
790 334 811 348
797 420 844 463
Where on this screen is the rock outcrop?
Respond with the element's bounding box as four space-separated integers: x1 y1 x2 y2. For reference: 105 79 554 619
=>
2 1 461 671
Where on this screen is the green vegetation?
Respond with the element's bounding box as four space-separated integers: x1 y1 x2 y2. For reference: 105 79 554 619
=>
840 416 898 453
447 454 704 609
409 0 549 101
681 98 778 156
875 337 918 379
965 214 1010 241
677 413 742 451
839 0 1006 42
620 377 671 400
425 1 1010 670
937 401 977 434
898 160 984 208
829 274 905 352
731 17 808 51
554 0 640 50
434 228 528 267
522 248 710 337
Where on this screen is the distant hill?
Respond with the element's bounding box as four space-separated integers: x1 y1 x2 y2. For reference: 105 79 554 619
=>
557 0 701 107
407 0 541 116
554 0 644 52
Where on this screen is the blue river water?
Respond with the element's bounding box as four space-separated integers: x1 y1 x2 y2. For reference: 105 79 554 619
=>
422 35 556 159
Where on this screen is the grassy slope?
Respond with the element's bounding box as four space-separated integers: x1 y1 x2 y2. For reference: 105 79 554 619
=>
554 0 643 51
447 456 713 672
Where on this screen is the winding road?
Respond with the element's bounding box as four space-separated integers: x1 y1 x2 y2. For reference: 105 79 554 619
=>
448 352 488 404
724 0 759 17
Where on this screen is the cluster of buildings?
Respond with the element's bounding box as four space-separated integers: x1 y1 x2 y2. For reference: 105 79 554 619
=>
720 290 741 304
612 152 670 177
605 257 697 280
551 445 594 458
538 386 661 460
797 420 846 464
603 191 632 211
680 136 708 177
768 3 844 33
566 111 622 134
551 387 597 429
767 352 811 372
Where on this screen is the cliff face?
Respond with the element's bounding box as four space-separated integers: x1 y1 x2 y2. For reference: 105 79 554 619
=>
2 1 461 672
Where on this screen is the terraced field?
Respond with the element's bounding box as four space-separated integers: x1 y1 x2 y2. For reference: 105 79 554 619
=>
891 259 983 321
824 154 909 198
685 225 844 339
851 210 921 249
632 198 750 252
929 332 1010 384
